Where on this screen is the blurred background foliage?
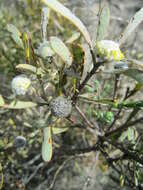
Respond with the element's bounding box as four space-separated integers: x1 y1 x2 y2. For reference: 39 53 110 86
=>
1 0 143 190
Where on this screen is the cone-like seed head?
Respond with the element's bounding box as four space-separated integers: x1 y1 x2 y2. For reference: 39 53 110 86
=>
11 75 31 95
50 96 72 118
96 40 124 61
13 136 26 148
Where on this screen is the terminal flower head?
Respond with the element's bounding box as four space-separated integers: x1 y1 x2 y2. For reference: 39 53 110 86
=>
11 75 31 95
96 40 124 61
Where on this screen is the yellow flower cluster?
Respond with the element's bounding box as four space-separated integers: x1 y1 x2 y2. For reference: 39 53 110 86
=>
96 40 124 61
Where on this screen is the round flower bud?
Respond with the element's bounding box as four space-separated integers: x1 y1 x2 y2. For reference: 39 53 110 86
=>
37 41 55 59
11 75 31 95
13 136 26 148
96 40 124 61
50 96 72 118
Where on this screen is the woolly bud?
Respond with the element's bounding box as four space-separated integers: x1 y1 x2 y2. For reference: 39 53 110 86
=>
96 40 124 61
50 96 72 118
11 75 31 95
37 41 54 59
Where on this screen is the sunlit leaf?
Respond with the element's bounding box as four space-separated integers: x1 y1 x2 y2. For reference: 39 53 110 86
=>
41 7 50 41
52 126 68 134
0 95 5 106
135 172 139 186
23 32 30 63
0 163 3 190
127 128 138 141
2 100 37 109
42 0 92 47
120 175 125 187
96 4 110 41
16 64 37 73
7 24 24 49
50 36 73 67
42 127 52 162
119 130 128 142
66 32 80 44
119 7 143 45
7 24 21 35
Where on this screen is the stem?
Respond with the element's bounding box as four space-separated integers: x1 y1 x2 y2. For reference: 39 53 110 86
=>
75 105 94 129
72 59 103 104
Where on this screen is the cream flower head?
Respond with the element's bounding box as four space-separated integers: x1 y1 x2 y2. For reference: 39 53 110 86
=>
11 75 31 95
96 40 124 61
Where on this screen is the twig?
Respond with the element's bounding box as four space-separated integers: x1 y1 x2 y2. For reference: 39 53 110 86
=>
75 105 94 129
71 48 103 104
28 33 48 101
23 154 41 168
113 74 120 101
24 162 44 185
107 87 130 131
49 157 73 190
100 137 143 165
105 108 140 137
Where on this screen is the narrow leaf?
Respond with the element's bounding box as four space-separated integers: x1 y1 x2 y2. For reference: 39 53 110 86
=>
7 24 21 35
52 127 68 134
16 64 37 73
127 128 135 141
23 32 30 63
124 69 143 84
11 34 24 49
41 7 50 41
0 95 5 106
96 4 110 41
42 0 92 47
119 7 143 45
7 24 24 48
50 36 73 67
42 127 52 162
3 101 37 109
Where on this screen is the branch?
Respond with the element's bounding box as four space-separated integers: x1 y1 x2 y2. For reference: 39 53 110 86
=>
75 105 94 129
105 108 140 137
72 49 103 104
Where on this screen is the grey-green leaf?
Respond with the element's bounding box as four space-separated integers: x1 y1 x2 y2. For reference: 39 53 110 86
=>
42 0 92 47
42 127 52 162
124 69 143 84
119 7 143 45
16 64 37 73
52 127 68 134
7 24 24 48
96 4 110 41
50 36 73 67
41 7 50 41
0 95 5 106
3 100 37 109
